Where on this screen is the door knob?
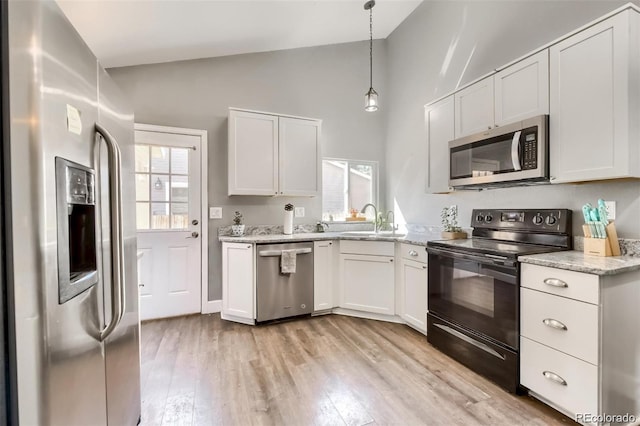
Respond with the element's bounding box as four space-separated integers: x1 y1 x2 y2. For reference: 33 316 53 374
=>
186 231 199 239
192 219 199 225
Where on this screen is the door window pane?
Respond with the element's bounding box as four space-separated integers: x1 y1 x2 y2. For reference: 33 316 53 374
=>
151 175 169 202
171 148 189 175
171 176 189 203
135 145 149 173
171 203 188 229
135 174 149 202
151 146 170 173
151 203 170 229
136 202 149 230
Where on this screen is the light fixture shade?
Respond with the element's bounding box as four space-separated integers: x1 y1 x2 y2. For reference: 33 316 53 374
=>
365 87 378 112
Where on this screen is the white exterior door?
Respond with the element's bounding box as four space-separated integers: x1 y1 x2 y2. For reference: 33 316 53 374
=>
135 128 203 320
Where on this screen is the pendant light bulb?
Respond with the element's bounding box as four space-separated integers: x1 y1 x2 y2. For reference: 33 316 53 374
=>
364 0 378 112
365 87 378 112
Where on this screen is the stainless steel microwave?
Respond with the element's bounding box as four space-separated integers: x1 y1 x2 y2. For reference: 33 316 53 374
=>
449 115 548 188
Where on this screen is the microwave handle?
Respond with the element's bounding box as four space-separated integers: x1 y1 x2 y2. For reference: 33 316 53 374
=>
511 130 522 171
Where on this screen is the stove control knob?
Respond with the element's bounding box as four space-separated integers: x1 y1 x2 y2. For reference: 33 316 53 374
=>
485 215 493 223
533 214 544 225
546 215 557 226
476 214 484 222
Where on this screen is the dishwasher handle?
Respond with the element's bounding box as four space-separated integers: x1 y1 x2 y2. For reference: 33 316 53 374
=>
258 248 312 257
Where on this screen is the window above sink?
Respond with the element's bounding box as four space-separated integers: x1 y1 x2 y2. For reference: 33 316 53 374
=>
321 158 378 222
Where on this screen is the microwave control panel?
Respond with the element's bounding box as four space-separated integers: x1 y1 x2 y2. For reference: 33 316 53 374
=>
521 131 537 170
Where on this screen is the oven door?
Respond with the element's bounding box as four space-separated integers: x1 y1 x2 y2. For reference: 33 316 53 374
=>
427 247 519 349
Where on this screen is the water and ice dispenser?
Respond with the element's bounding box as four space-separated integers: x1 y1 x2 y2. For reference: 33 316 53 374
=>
56 157 98 303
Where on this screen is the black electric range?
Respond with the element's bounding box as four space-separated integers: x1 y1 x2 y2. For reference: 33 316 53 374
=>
426 209 572 393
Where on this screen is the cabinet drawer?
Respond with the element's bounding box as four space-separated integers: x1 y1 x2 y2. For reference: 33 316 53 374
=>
521 263 599 304
521 288 599 365
339 240 394 256
400 243 428 263
521 337 598 418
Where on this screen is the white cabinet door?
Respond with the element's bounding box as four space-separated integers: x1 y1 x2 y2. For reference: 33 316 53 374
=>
400 258 428 333
222 242 254 320
495 50 549 126
228 110 278 195
313 240 334 311
550 11 640 183
425 96 454 194
340 254 395 315
279 117 321 196
454 76 495 138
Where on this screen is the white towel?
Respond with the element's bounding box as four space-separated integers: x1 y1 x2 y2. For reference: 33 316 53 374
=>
280 250 297 274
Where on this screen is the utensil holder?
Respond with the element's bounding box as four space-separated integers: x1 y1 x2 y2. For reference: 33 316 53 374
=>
284 210 293 235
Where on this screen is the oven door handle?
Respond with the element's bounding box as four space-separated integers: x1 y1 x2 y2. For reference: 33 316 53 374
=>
427 247 517 268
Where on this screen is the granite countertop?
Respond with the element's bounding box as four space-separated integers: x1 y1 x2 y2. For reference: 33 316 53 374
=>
519 250 640 276
218 231 443 246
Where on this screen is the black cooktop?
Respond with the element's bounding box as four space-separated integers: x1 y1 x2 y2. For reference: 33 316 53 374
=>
427 238 569 260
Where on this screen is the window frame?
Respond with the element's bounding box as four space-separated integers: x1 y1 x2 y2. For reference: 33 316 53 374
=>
321 157 379 223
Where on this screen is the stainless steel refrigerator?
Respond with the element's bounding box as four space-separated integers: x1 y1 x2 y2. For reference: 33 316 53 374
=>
2 0 141 424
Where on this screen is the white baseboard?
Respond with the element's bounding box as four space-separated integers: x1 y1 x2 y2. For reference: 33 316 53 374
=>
202 299 221 314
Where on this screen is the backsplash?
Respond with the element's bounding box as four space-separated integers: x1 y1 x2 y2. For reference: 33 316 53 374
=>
217 221 374 236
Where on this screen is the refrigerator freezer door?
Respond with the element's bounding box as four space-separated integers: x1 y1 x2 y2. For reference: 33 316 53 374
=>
98 66 141 426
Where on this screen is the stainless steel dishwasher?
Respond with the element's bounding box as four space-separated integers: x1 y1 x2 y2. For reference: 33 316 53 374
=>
256 242 314 322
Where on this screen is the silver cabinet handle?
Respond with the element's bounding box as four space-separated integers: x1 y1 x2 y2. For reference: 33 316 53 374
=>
542 371 567 386
543 278 568 288
422 265 427 269
409 250 418 256
96 124 125 342
542 318 568 331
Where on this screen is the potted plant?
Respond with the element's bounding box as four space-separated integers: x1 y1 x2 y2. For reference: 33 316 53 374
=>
441 206 467 239
231 211 245 236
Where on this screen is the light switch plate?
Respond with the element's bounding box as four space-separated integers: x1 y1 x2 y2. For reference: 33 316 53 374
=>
209 207 223 219
604 201 616 220
294 207 305 218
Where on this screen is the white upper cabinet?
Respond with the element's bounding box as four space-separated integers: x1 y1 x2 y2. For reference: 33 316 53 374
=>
495 50 549 126
228 110 279 195
455 50 550 139
454 76 495 138
425 95 454 194
279 117 321 196
550 10 640 183
228 108 321 196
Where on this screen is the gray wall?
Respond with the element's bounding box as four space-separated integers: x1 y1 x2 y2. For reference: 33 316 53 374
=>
385 0 640 238
109 41 388 301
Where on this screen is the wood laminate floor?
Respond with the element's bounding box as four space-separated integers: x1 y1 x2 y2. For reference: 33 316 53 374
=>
140 314 576 426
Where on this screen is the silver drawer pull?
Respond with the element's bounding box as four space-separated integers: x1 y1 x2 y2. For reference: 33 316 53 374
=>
409 250 418 256
542 318 568 331
543 278 568 288
542 371 567 386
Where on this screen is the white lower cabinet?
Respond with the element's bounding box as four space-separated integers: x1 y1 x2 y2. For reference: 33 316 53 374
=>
313 240 335 311
221 242 254 321
520 263 640 424
398 243 428 333
339 242 395 315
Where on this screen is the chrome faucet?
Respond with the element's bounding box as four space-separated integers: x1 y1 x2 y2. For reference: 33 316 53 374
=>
385 210 398 234
360 203 378 233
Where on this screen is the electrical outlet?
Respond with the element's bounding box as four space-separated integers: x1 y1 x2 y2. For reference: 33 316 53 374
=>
294 207 305 218
604 201 616 220
209 207 222 219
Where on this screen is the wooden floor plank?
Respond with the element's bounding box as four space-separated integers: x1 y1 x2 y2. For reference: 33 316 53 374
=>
140 314 576 426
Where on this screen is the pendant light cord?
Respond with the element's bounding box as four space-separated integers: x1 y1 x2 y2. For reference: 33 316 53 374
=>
369 6 373 89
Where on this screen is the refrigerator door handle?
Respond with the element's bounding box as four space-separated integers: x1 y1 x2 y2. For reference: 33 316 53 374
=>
95 123 126 342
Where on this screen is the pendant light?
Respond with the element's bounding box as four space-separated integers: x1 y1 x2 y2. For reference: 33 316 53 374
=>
364 0 378 112
154 177 163 190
